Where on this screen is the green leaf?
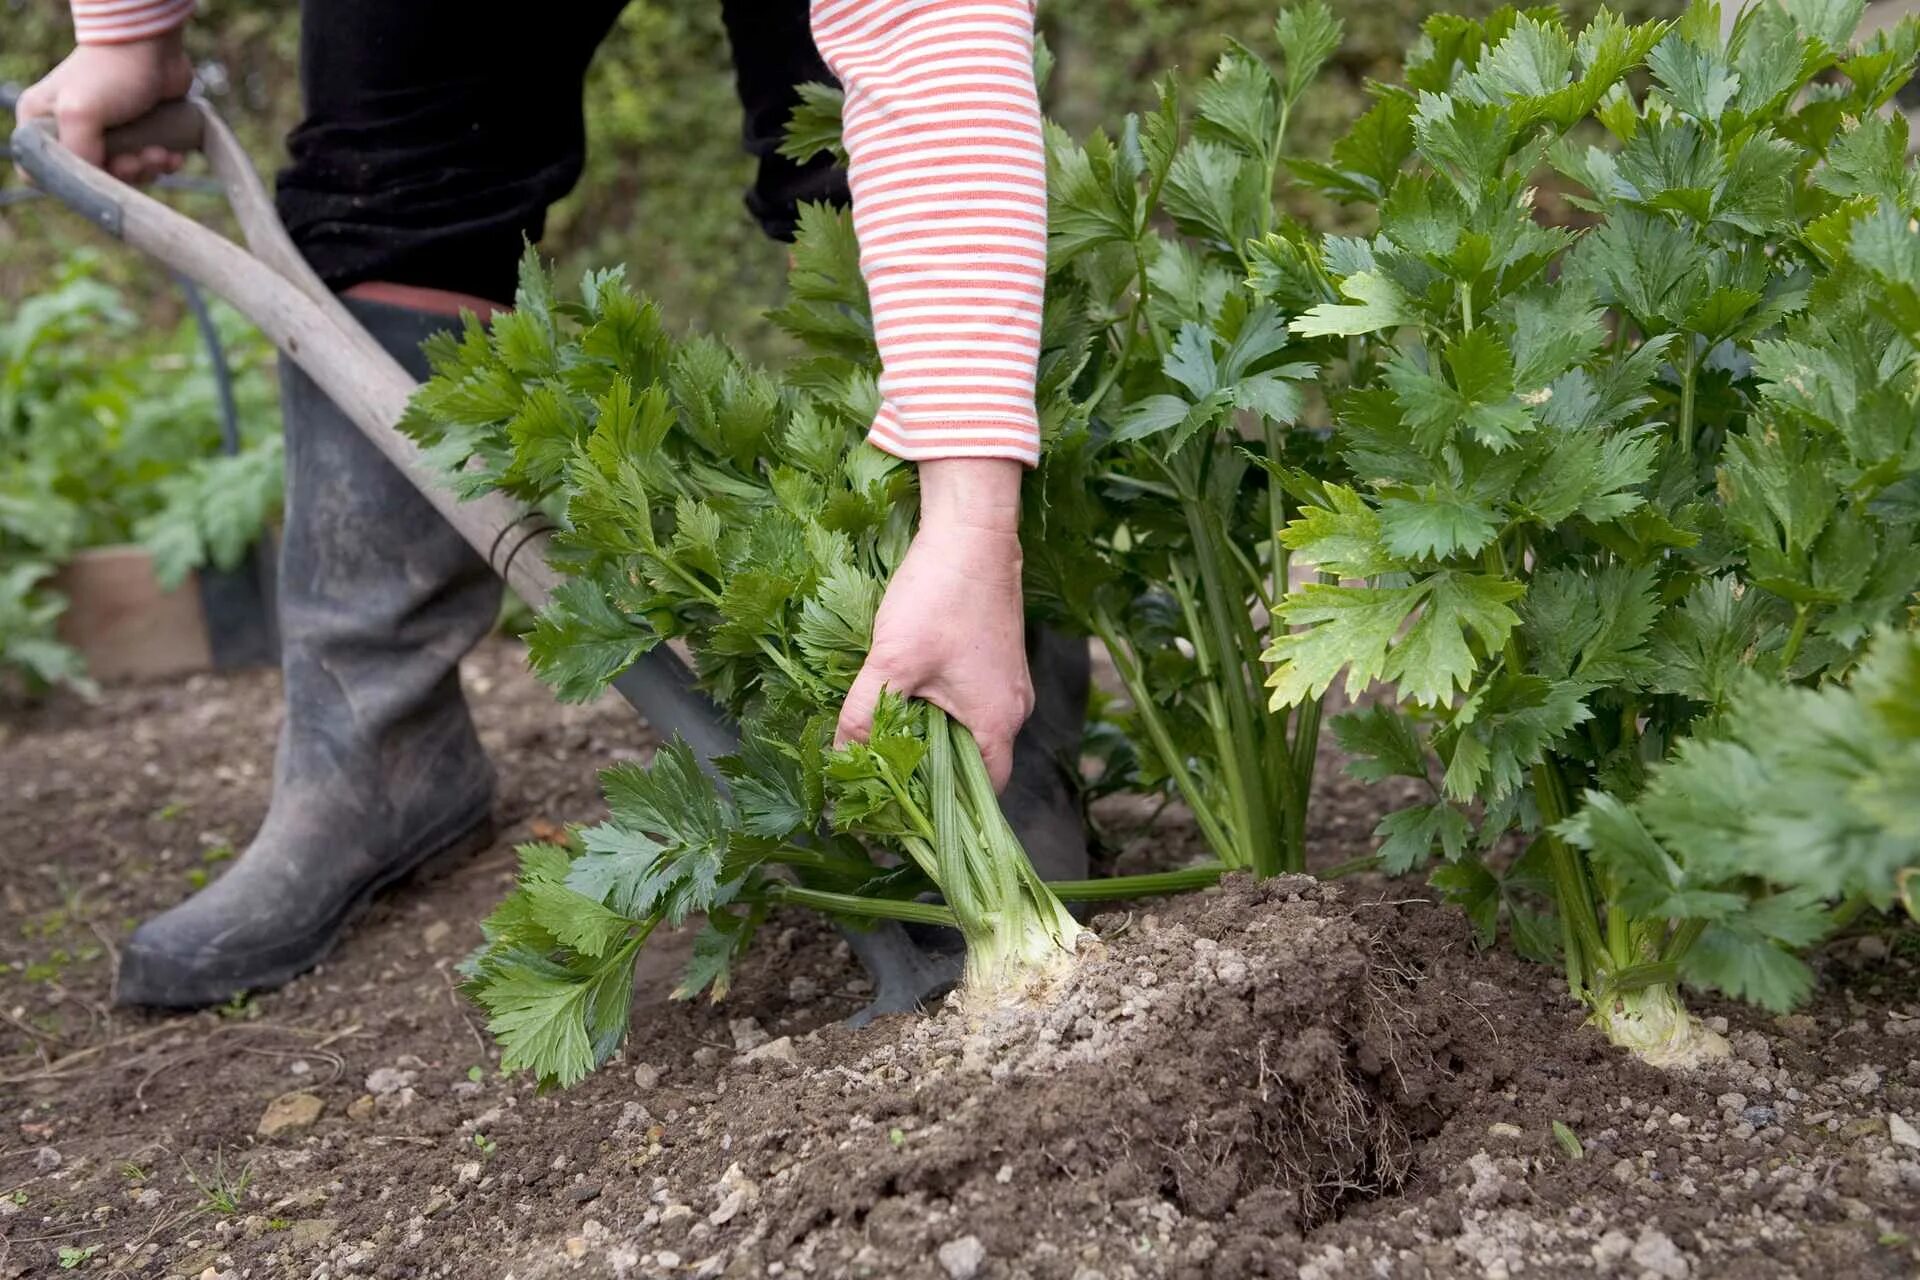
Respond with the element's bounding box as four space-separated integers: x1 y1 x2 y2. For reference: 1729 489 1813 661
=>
527 576 659 702
1333 705 1430 782
1279 484 1400 578
1273 2 1343 105
1376 800 1471 873
778 82 847 165
1377 487 1501 560
1294 272 1418 337
1266 582 1423 706
1390 572 1528 706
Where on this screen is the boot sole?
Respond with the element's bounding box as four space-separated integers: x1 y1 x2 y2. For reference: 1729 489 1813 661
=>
114 813 497 1009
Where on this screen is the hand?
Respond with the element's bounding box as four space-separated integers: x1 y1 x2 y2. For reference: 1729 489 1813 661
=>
837 459 1033 791
16 34 194 183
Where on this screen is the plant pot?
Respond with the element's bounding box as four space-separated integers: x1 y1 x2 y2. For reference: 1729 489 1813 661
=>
51 541 279 682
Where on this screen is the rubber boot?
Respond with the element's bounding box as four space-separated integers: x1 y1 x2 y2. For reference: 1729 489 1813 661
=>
115 299 500 1008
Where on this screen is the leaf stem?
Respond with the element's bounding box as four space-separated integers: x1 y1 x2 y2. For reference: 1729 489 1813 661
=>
764 883 958 926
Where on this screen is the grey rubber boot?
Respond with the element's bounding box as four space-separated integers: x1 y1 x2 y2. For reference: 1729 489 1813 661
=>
115 299 500 1008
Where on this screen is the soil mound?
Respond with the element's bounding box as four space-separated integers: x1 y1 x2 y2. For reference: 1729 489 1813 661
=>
575 876 1460 1279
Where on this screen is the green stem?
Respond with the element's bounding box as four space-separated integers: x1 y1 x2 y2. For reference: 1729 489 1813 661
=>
1532 760 1609 999
1181 504 1281 874
1088 606 1244 868
1677 337 1697 462
1780 604 1811 674
1045 864 1227 901
764 883 958 927
1319 853 1383 879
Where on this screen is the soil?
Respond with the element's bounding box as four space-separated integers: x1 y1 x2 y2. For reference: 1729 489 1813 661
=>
3 640 1918 1280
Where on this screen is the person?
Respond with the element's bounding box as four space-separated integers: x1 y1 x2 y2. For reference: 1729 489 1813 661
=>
19 0 1087 1008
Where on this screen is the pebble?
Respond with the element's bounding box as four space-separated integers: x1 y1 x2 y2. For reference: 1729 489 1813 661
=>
31 1146 61 1173
1630 1228 1690 1279
729 1017 770 1052
258 1092 325 1138
365 1067 417 1096
937 1235 986 1280
1742 1105 1778 1130
1486 1123 1524 1139
743 1036 797 1066
456 1161 482 1184
1890 1113 1920 1150
633 1063 661 1091
570 1183 604 1204
346 1095 377 1122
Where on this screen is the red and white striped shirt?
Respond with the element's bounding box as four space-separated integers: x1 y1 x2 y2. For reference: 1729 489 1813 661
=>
73 0 1048 468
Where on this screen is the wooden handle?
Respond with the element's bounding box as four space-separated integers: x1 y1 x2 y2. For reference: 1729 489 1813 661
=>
100 98 207 158
8 99 565 610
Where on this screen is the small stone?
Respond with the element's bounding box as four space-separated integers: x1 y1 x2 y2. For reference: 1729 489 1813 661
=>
787 975 820 1002
258 1092 325 1138
1486 1122 1524 1139
743 1036 796 1066
286 1219 337 1250
633 1063 661 1091
570 1183 604 1204
422 920 452 948
655 1252 683 1270
995 1164 1014 1184
564 1237 589 1260
1742 1105 1778 1130
365 1067 417 1096
1630 1229 1690 1279
1464 1152 1509 1207
1841 1065 1883 1096
346 1095 377 1122
287 1060 311 1077
456 1161 482 1185
1889 1113 1920 1150
710 1188 747 1226
729 1018 769 1052
450 1080 484 1100
937 1235 986 1280
31 1146 61 1173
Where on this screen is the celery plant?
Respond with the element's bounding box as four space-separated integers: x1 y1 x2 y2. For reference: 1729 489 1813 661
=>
1263 1 1920 1061
403 232 1100 1085
1024 5 1356 877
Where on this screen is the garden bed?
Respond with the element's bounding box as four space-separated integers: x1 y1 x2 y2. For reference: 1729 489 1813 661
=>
2 643 1916 1279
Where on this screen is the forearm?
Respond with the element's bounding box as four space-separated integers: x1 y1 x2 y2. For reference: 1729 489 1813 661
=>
70 0 193 43
809 0 1047 467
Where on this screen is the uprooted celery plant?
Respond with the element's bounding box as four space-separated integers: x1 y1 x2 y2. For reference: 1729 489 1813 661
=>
1261 0 1920 1062
402 240 1090 1086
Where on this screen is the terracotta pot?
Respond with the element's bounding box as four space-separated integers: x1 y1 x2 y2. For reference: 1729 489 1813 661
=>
50 544 278 682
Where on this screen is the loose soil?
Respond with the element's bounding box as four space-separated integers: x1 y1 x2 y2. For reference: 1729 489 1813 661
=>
3 641 1917 1279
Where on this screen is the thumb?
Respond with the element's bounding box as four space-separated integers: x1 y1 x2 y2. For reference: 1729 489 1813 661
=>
834 661 889 749
976 724 1016 795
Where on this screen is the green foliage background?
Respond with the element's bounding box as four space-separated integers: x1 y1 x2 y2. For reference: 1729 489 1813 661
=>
3 0 1674 347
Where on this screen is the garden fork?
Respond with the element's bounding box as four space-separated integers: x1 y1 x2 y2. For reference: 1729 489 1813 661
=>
10 96 960 1020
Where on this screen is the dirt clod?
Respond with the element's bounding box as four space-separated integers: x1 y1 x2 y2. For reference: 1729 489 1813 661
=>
257 1090 324 1137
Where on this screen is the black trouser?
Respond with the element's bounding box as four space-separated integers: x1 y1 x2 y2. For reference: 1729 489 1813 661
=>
275 0 849 304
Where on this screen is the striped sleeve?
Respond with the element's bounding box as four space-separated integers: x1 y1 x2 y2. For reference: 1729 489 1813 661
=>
71 0 194 43
809 0 1047 467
